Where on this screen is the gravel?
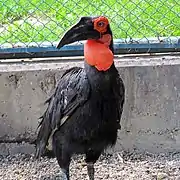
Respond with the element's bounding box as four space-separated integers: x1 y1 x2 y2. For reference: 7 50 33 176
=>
1 150 180 180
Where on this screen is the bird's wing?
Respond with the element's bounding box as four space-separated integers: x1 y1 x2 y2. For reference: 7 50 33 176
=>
35 67 90 158
48 67 90 128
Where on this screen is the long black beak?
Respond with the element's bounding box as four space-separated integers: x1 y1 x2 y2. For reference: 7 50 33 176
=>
57 17 100 49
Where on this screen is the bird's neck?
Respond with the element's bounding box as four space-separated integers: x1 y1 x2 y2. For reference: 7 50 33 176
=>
84 34 114 71
84 60 118 93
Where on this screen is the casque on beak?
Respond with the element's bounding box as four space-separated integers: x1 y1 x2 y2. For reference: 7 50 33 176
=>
57 17 100 49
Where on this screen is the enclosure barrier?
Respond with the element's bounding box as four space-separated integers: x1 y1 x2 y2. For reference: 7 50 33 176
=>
0 0 180 59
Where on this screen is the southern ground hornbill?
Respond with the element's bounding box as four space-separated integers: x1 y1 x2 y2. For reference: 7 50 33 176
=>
35 16 125 180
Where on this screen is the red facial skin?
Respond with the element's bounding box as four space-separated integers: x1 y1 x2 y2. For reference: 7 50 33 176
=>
84 17 113 71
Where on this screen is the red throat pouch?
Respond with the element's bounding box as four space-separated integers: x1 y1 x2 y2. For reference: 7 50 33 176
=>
84 34 113 71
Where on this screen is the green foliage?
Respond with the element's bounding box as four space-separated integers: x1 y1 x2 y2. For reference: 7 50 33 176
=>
0 0 179 44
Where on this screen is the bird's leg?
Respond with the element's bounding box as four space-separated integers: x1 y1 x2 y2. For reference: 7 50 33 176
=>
85 150 102 180
53 136 71 180
56 158 70 180
87 162 95 180
61 168 70 180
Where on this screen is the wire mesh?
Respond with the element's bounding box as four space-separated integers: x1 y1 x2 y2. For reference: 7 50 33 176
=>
0 0 180 52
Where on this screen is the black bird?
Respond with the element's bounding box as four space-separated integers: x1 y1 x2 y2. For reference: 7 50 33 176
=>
35 16 125 180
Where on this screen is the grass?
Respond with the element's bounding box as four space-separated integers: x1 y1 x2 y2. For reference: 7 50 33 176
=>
0 0 179 45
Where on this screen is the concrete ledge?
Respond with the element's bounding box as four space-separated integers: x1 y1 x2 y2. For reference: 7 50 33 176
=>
0 54 180 154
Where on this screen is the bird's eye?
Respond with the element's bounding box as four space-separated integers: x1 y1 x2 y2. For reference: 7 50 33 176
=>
98 21 105 27
93 16 109 33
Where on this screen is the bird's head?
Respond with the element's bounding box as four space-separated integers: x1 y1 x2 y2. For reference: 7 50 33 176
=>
57 16 114 71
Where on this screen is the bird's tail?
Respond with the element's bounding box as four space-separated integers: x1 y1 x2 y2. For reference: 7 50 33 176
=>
34 108 52 159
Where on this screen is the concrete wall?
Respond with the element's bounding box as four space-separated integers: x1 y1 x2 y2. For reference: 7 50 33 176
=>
0 54 180 154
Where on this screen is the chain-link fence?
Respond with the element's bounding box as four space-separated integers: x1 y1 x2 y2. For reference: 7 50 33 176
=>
0 0 180 59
